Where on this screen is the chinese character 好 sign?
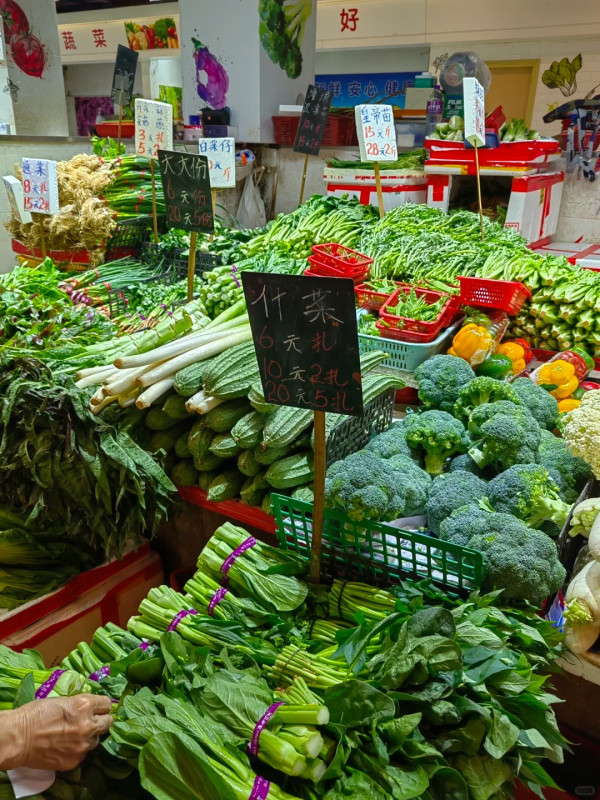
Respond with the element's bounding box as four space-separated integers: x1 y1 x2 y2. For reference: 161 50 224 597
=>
293 84 333 157
355 104 398 162
135 99 173 158
157 151 213 234
198 137 235 189
242 273 363 416
463 77 485 148
21 159 59 215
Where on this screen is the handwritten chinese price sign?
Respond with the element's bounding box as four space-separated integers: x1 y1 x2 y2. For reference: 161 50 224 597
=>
157 151 214 234
21 158 59 215
198 137 235 189
111 44 138 107
135 99 173 158
4 176 32 224
242 273 363 416
463 77 485 148
355 103 397 162
293 85 333 157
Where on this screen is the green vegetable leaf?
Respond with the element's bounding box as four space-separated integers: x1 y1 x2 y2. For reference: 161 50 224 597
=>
484 709 520 759
325 680 396 728
453 754 514 800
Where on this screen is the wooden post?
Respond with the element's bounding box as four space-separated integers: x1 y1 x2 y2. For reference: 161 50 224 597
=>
474 144 485 242
38 219 47 259
150 158 159 244
309 409 327 584
117 105 124 153
373 162 385 219
298 153 310 207
187 231 197 302
210 188 217 243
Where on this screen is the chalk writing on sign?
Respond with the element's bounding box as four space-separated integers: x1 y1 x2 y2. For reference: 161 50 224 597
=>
355 104 398 162
242 273 363 416
135 99 173 158
21 159 59 215
199 137 235 189
157 150 213 234
111 44 138 107
293 85 333 157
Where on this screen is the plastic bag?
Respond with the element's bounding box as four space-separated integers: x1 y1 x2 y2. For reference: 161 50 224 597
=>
237 171 266 230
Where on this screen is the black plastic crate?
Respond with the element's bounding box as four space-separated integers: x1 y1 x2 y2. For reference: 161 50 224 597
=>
326 388 395 468
173 250 221 279
105 216 165 261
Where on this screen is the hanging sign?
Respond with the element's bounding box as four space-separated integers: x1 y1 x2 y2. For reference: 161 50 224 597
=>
157 151 214 234
293 85 333 156
242 273 363 416
21 159 59 215
198 138 236 189
4 176 32 224
355 103 398 162
111 44 139 107
463 77 486 148
134 99 173 158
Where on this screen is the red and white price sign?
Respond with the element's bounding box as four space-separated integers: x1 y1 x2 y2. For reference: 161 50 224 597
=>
463 77 485 148
135 99 173 158
21 158 59 215
355 104 397 162
198 137 236 189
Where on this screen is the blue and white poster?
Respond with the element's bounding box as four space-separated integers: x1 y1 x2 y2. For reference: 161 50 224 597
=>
315 72 418 109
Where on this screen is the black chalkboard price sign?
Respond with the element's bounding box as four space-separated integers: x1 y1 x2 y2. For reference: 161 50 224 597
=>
111 44 139 107
293 84 334 157
157 150 214 234
242 273 363 416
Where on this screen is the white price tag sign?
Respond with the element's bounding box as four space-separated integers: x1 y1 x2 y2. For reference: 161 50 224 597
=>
198 137 236 188
135 99 173 158
4 176 32 224
463 77 486 148
21 158 59 215
355 104 397 162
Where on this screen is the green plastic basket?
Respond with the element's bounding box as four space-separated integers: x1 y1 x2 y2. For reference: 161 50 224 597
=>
273 494 485 596
358 320 461 372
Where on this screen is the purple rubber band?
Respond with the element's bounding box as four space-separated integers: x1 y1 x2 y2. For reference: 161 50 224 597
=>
248 702 285 757
221 537 257 581
35 669 66 699
249 776 271 800
139 641 149 651
89 666 110 682
231 266 241 287
208 587 229 617
167 608 197 632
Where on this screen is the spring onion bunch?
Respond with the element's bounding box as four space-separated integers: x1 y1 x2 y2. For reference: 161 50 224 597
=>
101 155 165 218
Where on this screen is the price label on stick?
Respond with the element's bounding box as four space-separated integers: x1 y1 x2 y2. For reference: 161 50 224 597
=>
111 44 138 107
355 104 398 162
21 158 58 215
199 137 235 189
157 150 214 234
4 176 32 224
242 273 363 416
463 77 486 148
294 85 333 157
135 99 173 158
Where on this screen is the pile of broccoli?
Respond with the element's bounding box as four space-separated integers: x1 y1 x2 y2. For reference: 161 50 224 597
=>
259 0 312 79
414 355 475 414
404 410 469 475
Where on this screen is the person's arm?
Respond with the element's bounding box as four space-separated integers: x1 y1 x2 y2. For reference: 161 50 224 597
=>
0 695 114 772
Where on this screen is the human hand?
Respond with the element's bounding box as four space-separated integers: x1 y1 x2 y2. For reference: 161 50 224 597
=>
0 694 114 772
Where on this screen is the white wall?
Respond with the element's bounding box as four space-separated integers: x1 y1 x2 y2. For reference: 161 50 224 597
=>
315 46 430 75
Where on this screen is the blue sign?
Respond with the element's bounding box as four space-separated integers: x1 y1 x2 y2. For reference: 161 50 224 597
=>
315 72 418 109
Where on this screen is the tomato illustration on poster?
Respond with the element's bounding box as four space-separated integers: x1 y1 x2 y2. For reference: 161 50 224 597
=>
0 0 46 78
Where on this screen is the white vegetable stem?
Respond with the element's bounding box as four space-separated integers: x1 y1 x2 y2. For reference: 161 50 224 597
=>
75 367 119 390
135 378 174 409
104 364 165 397
186 393 224 415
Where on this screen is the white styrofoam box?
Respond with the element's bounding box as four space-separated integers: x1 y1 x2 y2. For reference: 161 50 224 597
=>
324 167 427 209
505 171 565 246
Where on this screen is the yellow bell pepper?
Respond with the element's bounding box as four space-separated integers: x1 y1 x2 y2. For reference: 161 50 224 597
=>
448 323 495 366
537 360 579 400
496 342 526 375
558 398 581 413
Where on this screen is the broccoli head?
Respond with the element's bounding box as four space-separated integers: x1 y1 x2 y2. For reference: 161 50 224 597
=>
365 421 412 460
467 400 534 440
425 472 488 535
538 428 591 499
448 453 485 477
324 450 404 523
511 377 559 431
454 376 521 421
387 453 432 516
404 410 469 475
485 463 572 530
468 408 541 472
414 355 475 415
438 503 492 547
468 520 566 607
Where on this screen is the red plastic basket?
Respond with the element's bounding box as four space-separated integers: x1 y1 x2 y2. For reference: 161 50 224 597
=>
304 267 366 285
311 243 373 271
307 255 369 281
375 319 444 344
355 281 400 311
457 276 531 315
380 285 456 337
272 115 358 147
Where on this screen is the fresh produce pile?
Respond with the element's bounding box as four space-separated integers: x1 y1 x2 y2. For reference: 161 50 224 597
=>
428 116 541 143
326 355 592 606
326 150 426 171
0 522 567 800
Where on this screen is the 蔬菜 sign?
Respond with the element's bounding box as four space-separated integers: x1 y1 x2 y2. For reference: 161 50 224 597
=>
355 104 398 162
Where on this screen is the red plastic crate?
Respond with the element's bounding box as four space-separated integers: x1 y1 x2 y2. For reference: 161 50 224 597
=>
380 285 456 337
304 266 366 285
306 256 369 282
376 319 446 344
355 281 400 311
458 276 531 315
311 243 373 271
273 115 358 147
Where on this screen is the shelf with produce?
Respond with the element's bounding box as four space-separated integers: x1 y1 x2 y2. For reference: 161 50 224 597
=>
178 485 277 535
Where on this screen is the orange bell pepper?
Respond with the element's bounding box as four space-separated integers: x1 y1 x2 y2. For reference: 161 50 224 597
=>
558 398 581 413
496 342 526 375
449 323 494 366
537 360 579 400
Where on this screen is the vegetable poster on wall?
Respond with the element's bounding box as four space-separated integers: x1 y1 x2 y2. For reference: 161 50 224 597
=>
0 0 46 78
258 0 313 79
125 18 178 51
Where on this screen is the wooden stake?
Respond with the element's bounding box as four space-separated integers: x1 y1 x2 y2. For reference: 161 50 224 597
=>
117 105 123 153
187 231 197 302
210 188 217 244
298 153 310 207
150 158 159 244
373 162 385 219
309 409 326 584
474 143 485 242
39 220 47 259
